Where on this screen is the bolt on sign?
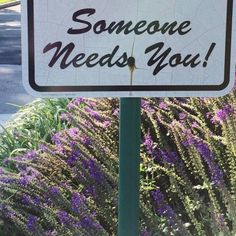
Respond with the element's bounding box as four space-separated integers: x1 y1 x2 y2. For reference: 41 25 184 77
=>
22 0 236 98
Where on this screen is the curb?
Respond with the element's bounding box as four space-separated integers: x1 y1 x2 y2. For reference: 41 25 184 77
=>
0 1 20 10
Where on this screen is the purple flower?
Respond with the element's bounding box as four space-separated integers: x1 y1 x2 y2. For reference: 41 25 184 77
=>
80 216 102 230
84 185 97 197
159 102 168 110
6 210 16 220
148 146 180 167
0 204 16 220
56 145 66 155
191 122 199 128
60 181 72 191
179 112 187 120
25 151 37 160
19 167 40 186
74 97 84 106
66 155 78 167
49 186 61 196
113 108 119 117
27 215 38 231
103 120 111 128
69 140 77 149
60 113 69 121
214 104 234 122
3 157 9 165
52 133 63 146
143 133 154 154
66 150 80 167
67 103 76 110
141 100 155 113
87 100 97 106
151 189 178 230
14 156 24 162
33 196 41 206
71 192 85 214
81 136 91 147
0 176 14 184
214 213 227 231
0 168 4 175
82 159 104 183
85 107 101 120
67 128 79 139
183 136 224 186
21 194 31 205
39 144 49 152
159 150 179 166
57 211 71 225
206 112 212 119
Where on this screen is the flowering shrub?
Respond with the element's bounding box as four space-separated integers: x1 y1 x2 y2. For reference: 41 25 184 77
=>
0 89 236 235
0 98 69 162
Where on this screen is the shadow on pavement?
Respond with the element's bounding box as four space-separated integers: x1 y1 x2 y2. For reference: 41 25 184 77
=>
0 8 21 65
0 7 34 114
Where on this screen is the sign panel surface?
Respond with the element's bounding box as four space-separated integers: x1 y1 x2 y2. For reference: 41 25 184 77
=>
22 0 236 97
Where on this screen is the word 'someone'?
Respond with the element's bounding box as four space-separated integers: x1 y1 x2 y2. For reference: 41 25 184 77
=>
67 8 192 36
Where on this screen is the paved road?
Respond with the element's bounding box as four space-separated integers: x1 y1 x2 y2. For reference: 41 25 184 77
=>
0 64 34 114
0 5 34 115
0 5 21 64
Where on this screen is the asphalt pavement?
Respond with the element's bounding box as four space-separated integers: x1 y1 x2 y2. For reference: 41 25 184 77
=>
0 5 21 64
0 4 34 117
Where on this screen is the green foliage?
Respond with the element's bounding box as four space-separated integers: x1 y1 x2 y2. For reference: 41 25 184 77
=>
0 98 69 162
0 89 235 235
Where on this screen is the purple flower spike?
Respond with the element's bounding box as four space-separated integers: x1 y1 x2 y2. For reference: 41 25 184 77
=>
74 97 84 105
85 107 101 121
159 102 168 110
25 151 37 160
67 128 79 139
19 167 40 186
81 136 91 147
183 135 224 186
66 150 80 167
60 113 69 121
57 211 71 225
49 186 61 197
52 133 63 146
0 168 4 175
151 189 178 230
21 194 31 205
27 215 38 231
80 216 102 230
159 150 179 166
84 185 97 197
213 104 234 123
179 113 187 120
71 192 85 214
3 157 9 165
67 103 76 111
144 133 154 154
141 100 155 113
82 159 104 183
113 108 119 117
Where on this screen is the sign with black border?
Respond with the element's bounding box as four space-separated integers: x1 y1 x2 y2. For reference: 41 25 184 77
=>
22 0 236 97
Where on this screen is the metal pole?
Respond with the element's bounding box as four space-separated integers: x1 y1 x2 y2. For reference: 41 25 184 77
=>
118 97 141 236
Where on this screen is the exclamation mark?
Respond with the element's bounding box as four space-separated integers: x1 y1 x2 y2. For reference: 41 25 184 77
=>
203 43 216 67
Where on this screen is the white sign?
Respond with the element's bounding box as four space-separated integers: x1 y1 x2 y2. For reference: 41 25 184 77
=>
22 0 236 97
